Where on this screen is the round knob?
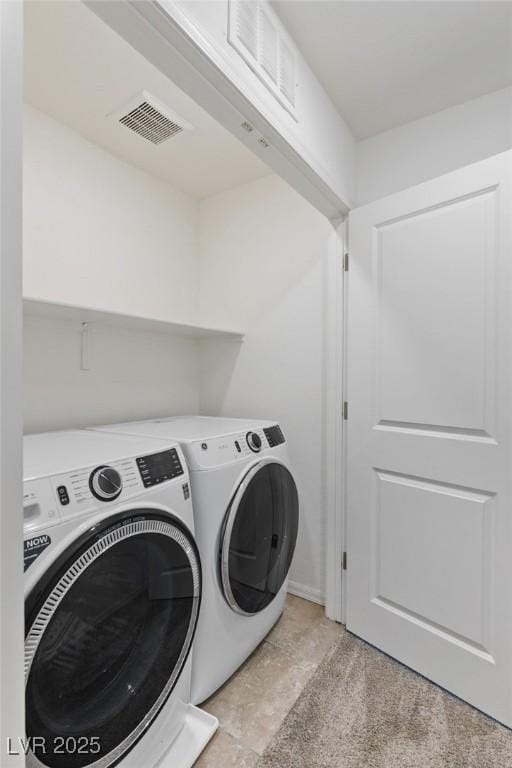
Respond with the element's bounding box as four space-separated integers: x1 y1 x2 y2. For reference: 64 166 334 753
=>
89 466 122 502
246 432 262 453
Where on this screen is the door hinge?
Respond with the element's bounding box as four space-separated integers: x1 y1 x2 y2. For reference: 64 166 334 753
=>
343 401 348 420
342 551 347 571
343 252 349 271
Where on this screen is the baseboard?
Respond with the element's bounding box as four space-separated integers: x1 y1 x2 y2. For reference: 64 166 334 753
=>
287 580 325 606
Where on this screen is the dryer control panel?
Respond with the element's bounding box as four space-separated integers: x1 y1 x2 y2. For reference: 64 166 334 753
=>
186 424 286 470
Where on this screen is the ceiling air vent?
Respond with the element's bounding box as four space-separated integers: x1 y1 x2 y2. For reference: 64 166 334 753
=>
109 92 193 145
228 0 298 121
236 0 258 58
279 40 296 108
260 9 279 84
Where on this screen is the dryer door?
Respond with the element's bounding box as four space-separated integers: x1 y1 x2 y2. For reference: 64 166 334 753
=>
25 510 200 768
220 460 299 615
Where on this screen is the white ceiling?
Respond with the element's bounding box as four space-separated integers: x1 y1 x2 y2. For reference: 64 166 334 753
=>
24 1 270 200
273 1 512 140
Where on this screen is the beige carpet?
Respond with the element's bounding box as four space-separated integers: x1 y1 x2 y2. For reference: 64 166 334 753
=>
258 629 512 768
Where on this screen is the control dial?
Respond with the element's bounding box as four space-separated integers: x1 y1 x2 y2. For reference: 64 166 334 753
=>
246 431 262 453
89 465 122 502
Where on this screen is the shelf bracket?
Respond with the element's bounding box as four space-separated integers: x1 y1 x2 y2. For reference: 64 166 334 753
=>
80 322 90 371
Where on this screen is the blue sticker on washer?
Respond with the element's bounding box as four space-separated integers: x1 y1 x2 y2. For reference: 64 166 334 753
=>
24 534 51 572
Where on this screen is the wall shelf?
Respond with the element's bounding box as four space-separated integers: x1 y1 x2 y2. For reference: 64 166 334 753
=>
23 298 245 342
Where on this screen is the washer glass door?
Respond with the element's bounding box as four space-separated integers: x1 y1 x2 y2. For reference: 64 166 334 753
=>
25 511 200 768
221 461 299 615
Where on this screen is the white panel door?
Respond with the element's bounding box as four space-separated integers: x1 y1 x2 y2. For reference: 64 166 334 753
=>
346 151 512 726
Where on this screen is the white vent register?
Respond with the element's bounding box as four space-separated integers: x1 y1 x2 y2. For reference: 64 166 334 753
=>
228 0 298 119
108 91 193 145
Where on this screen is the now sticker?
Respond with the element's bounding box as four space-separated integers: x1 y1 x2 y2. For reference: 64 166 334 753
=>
24 534 51 572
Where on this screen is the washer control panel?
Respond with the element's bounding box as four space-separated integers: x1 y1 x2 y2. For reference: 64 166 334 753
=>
136 448 184 487
54 457 142 515
23 448 187 532
263 425 285 447
188 424 286 469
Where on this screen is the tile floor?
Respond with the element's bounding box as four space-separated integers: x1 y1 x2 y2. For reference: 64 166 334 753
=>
195 595 341 767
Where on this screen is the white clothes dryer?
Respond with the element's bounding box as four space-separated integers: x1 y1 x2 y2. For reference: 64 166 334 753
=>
90 417 299 704
23 429 217 768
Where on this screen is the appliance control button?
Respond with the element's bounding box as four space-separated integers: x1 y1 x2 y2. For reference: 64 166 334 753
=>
246 431 262 452
89 466 122 502
57 485 70 505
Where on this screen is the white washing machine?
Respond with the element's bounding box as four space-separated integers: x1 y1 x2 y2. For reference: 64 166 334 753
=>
23 429 218 768
91 417 299 704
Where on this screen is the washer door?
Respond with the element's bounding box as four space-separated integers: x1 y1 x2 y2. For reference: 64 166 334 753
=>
220 460 299 615
25 511 200 768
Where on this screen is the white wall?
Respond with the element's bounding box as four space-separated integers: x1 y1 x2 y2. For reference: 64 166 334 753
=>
357 87 512 204
24 314 200 433
24 105 200 323
23 105 203 432
198 174 334 602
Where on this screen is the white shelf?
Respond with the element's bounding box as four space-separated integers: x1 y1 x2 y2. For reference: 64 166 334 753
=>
23 298 245 341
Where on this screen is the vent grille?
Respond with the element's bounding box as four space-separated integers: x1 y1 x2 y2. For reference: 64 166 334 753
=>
119 101 184 145
228 0 298 120
279 40 296 107
236 0 258 58
109 92 193 146
260 9 278 84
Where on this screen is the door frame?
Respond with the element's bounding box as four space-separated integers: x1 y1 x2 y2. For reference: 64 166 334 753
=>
324 219 347 622
0 2 24 764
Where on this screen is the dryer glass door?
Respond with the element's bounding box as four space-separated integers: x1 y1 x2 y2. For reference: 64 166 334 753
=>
25 511 200 768
221 461 299 615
